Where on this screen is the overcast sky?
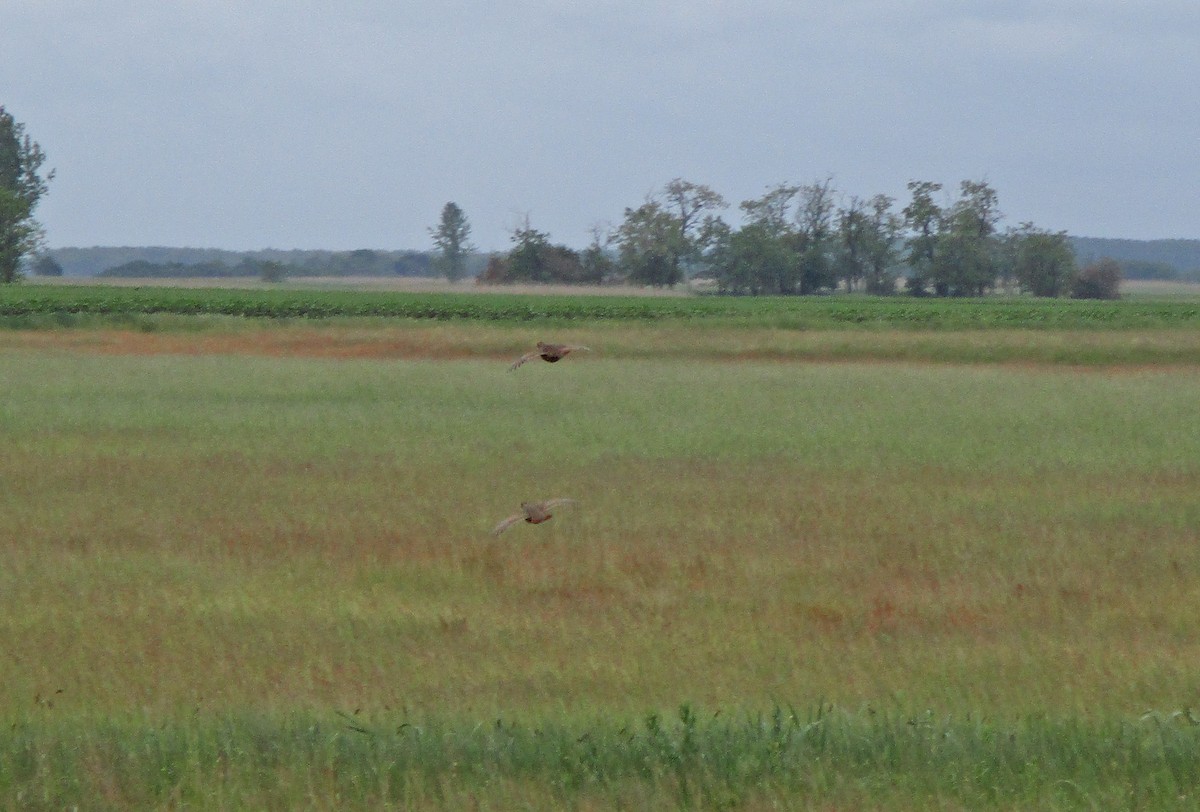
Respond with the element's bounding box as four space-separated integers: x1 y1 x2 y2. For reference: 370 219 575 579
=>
3 1 1198 252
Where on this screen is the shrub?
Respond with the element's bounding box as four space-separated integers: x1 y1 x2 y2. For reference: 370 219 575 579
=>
1072 258 1122 300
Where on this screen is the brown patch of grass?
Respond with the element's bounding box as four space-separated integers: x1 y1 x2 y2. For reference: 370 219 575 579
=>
6 322 1200 369
0 326 501 361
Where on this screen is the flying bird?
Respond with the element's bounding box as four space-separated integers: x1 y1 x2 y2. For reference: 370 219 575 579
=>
508 341 591 371
490 499 578 536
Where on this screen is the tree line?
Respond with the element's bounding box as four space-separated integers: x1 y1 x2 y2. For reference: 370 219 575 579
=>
1070 237 1200 282
30 246 451 279
93 249 436 280
439 178 1120 298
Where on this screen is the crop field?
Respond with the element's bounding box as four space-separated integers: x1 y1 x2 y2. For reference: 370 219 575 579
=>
2 287 1200 808
3 282 1200 329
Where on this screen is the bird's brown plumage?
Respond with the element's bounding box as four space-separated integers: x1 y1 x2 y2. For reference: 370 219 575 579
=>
490 498 578 536
508 341 591 371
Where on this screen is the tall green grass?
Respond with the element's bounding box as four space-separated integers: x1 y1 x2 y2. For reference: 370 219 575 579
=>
6 706 1200 809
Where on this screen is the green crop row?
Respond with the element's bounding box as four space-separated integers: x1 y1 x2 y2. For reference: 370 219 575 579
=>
2 284 1199 328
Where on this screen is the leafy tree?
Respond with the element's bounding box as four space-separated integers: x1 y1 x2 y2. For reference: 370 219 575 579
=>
740 183 800 236
32 252 63 276
994 228 1021 294
343 249 380 274
579 224 615 284
723 222 797 294
478 216 587 284
1072 258 1121 299
835 194 900 295
429 202 475 283
692 215 732 283
834 196 870 292
661 178 727 278
727 184 801 293
793 178 837 294
901 180 943 295
259 260 287 283
1009 223 1076 297
505 219 553 282
615 200 686 287
712 181 843 296
1 106 53 283
614 179 726 287
928 180 1002 296
863 194 901 294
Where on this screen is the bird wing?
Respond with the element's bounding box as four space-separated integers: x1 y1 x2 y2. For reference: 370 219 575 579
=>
540 498 577 510
508 352 540 371
566 345 591 352
490 513 525 536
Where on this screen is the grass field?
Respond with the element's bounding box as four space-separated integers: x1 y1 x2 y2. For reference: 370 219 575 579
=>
2 293 1200 808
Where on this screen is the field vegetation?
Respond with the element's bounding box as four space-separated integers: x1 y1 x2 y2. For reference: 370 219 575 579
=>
2 288 1199 808
2 282 1199 329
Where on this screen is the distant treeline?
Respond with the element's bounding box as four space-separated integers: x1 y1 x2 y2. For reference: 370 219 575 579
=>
1070 237 1200 281
33 237 1200 287
43 247 449 278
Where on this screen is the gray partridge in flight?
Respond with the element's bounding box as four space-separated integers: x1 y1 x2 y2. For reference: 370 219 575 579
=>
490 499 578 536
508 341 591 371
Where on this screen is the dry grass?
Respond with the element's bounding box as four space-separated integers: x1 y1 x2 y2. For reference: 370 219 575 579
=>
3 347 1199 723
3 327 1200 806
4 321 1200 368
1121 278 1200 296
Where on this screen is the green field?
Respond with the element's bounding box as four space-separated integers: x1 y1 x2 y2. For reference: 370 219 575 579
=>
3 282 1200 328
3 289 1200 808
